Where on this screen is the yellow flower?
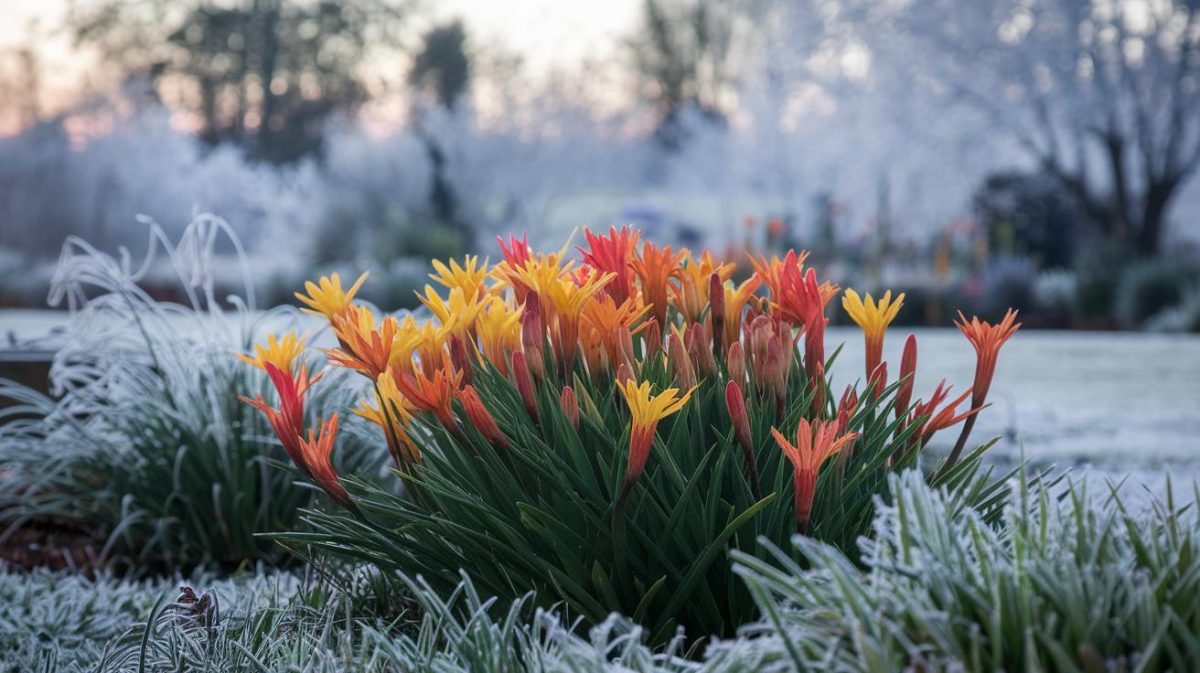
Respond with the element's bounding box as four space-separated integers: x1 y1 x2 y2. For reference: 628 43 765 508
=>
356 370 420 468
841 289 905 380
295 272 368 319
238 331 305 374
475 296 523 374
673 250 734 323
616 379 696 487
430 256 488 300
418 285 489 341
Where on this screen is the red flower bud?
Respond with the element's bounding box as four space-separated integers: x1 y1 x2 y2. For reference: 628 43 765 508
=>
522 293 545 380
457 385 509 449
560 385 580 430
511 350 539 422
896 334 918 419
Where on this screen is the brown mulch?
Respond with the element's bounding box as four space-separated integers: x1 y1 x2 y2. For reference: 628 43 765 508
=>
0 516 106 576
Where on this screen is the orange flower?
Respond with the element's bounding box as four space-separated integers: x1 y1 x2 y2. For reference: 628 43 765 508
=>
673 251 734 323
944 309 1020 469
238 331 305 374
239 362 323 483
297 414 353 509
842 289 905 382
909 381 978 448
326 305 404 380
749 251 809 300
578 226 640 304
392 365 464 438
580 294 650 374
542 271 614 375
955 309 1021 408
457 385 509 449
296 272 368 319
771 418 858 533
617 379 695 490
630 241 685 332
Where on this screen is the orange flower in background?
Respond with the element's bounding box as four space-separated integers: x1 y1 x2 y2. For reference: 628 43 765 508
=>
296 272 368 319
297 414 353 509
578 226 640 304
842 289 905 382
771 418 858 533
630 241 685 331
457 385 510 450
238 331 305 374
430 256 488 301
326 305 404 380
617 379 695 490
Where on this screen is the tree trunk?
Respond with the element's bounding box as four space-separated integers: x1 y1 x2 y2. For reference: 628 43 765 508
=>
1136 180 1175 255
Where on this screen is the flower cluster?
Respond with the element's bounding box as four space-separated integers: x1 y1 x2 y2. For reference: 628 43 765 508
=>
239 227 1019 535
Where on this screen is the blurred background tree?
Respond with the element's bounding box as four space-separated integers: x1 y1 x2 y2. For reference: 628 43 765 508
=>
865 0 1200 256
629 0 741 151
68 0 412 163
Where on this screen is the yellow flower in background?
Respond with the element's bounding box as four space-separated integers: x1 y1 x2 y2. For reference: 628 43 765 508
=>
296 272 368 319
842 289 905 380
238 331 305 374
430 256 488 300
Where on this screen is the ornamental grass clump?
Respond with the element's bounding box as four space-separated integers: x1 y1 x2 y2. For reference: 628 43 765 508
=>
241 227 1021 642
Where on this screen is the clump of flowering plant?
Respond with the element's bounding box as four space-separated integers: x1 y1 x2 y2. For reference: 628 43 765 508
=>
240 227 1020 643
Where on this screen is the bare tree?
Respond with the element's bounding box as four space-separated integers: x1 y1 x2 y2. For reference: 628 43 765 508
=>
629 0 744 146
68 0 413 163
860 0 1200 254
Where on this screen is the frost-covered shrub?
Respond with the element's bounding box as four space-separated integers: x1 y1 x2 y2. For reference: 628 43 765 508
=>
733 471 1200 672
1114 259 1200 329
0 216 379 569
